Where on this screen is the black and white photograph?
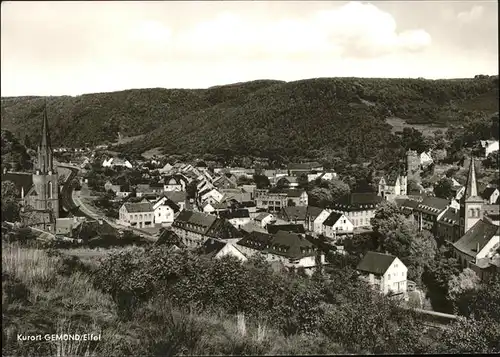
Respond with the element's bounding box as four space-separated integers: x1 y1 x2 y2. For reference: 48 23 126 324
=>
1 0 499 355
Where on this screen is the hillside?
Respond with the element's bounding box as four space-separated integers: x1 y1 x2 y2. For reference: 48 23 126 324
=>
1 76 498 165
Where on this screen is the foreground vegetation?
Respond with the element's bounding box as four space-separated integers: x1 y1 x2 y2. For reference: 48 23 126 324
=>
2 232 499 356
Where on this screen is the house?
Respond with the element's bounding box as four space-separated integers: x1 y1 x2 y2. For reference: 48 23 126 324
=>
218 209 251 229
204 216 244 244
277 205 325 231
419 151 434 167
275 176 299 189
479 140 499 158
322 212 354 241
285 189 308 206
118 202 155 228
452 218 500 280
236 231 274 257
305 206 328 232
201 238 248 262
213 174 238 189
202 201 229 214
288 162 323 176
153 196 180 226
262 231 325 274
329 193 383 229
481 187 500 204
240 222 268 235
135 183 163 198
219 188 253 203
104 180 123 194
262 169 288 181
254 212 275 228
378 172 407 201
241 185 257 200
412 196 449 235
356 251 408 299
199 188 224 205
162 175 187 192
159 163 174 174
102 157 133 169
162 191 187 211
436 206 461 244
172 210 218 247
255 189 288 212
483 204 500 225
308 172 337 182
55 217 86 237
311 209 332 235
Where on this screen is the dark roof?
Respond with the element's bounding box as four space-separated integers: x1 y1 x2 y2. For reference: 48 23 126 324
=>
163 191 187 203
285 189 306 198
1 172 33 197
323 212 343 227
237 231 273 250
206 217 243 240
331 193 383 211
453 219 500 258
156 197 180 213
307 206 324 219
172 210 217 235
280 206 308 221
482 187 499 199
201 238 227 257
416 196 449 215
384 171 402 186
263 231 316 259
267 224 306 235
437 207 460 225
239 201 256 208
219 209 250 220
399 198 421 210
255 212 272 221
123 202 153 213
356 251 397 275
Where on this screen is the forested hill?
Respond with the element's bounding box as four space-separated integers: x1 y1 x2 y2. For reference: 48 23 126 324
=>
1 76 498 164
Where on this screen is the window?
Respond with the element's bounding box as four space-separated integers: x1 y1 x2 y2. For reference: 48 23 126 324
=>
388 274 391 280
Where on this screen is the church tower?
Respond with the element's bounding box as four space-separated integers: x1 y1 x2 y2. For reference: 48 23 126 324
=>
459 157 483 236
31 101 59 219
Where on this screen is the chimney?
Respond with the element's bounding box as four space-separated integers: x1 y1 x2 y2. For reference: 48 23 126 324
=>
476 242 480 254
3 167 7 174
98 219 103 225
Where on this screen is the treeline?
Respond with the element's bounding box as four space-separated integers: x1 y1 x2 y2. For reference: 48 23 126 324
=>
1 76 497 169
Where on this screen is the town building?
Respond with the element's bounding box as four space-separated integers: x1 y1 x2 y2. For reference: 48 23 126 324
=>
153 196 180 226
253 212 275 228
162 175 188 191
479 140 499 158
201 238 248 262
481 187 500 205
172 210 218 247
322 212 354 241
118 201 154 228
218 209 251 229
102 157 133 169
329 193 383 229
356 251 408 299
412 196 449 235
236 231 274 257
287 162 323 176
378 171 407 201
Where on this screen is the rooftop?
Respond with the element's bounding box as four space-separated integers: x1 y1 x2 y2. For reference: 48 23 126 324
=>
356 251 398 275
453 219 500 258
123 202 154 213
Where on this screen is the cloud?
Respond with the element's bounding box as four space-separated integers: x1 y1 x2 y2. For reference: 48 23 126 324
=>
457 5 484 23
174 2 431 60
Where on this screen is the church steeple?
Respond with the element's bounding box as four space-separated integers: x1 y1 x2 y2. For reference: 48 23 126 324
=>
463 157 480 201
36 99 53 174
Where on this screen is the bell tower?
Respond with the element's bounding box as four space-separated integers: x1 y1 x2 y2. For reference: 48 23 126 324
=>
31 100 59 219
459 157 483 236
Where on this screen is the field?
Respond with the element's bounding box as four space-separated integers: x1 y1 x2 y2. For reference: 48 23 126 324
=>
385 117 449 137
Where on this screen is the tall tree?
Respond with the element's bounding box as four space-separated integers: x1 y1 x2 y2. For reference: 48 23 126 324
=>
1 181 21 223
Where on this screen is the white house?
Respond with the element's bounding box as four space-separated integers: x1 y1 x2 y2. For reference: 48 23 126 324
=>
200 188 224 205
102 157 133 169
159 163 174 174
482 187 500 205
202 238 248 262
118 202 155 228
480 140 499 158
312 209 331 234
307 172 337 182
356 251 408 299
218 209 251 229
163 175 187 192
254 212 275 228
153 196 181 226
420 151 434 167
322 212 354 240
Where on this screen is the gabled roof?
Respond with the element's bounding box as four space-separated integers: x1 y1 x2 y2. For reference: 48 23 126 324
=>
384 171 403 186
331 193 383 211
437 206 460 226
237 231 273 250
123 202 154 213
162 191 187 203
201 238 227 257
453 219 500 258
356 251 398 275
172 210 217 235
267 224 306 235
206 217 243 240
416 196 449 215
240 222 268 234
280 206 308 221
263 231 316 259
323 212 343 227
482 187 499 199
154 197 180 212
255 212 272 221
219 209 250 220
307 206 325 218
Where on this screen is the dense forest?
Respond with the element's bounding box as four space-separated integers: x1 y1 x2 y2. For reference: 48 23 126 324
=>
1 76 498 167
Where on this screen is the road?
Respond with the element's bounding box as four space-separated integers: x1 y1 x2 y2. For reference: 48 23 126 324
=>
58 163 157 241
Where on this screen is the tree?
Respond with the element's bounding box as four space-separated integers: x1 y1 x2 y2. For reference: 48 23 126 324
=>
308 187 334 208
253 174 270 189
447 268 480 312
1 181 21 223
297 173 309 190
483 151 499 169
434 178 454 200
186 180 198 199
407 179 421 193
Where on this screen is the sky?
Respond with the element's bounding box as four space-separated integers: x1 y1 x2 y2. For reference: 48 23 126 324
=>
1 1 498 96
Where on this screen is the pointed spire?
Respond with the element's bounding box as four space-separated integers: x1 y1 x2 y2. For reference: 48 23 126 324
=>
41 98 51 149
36 98 53 173
465 156 478 199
